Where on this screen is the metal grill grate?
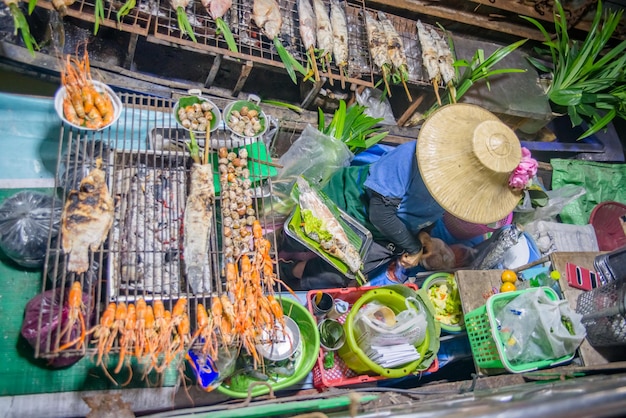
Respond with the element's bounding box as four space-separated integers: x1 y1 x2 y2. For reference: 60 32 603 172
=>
37 91 285 364
33 0 154 35
152 0 375 87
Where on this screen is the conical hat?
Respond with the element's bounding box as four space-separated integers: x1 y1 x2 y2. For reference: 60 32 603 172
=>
416 103 523 225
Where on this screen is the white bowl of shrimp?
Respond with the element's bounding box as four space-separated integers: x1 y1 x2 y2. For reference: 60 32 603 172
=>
54 80 122 131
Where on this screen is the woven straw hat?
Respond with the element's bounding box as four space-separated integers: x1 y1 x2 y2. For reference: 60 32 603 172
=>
416 103 523 225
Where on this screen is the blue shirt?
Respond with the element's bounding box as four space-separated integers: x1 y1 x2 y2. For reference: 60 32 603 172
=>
364 141 444 234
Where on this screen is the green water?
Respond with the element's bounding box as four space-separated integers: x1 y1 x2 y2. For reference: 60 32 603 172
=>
0 69 57 97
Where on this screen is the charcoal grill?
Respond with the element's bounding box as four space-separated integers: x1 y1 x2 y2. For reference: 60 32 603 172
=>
36 90 285 366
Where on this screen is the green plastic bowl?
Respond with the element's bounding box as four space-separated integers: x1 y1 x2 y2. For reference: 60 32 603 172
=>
337 288 431 378
423 273 465 333
217 297 319 398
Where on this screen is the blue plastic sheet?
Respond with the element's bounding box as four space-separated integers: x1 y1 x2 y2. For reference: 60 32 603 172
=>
0 91 171 183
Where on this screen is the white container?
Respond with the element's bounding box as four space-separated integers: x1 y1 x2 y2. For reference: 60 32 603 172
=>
54 80 122 131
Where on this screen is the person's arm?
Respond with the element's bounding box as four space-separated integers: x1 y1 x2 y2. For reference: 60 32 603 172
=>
368 191 422 254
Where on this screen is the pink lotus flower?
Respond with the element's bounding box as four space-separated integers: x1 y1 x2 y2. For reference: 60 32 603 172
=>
509 147 538 191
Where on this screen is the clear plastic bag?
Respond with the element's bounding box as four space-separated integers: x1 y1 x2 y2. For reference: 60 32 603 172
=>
514 185 587 225
355 88 396 126
494 288 586 365
262 125 353 223
354 297 427 348
0 191 62 268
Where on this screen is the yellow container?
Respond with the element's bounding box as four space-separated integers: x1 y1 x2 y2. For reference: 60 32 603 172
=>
338 288 431 378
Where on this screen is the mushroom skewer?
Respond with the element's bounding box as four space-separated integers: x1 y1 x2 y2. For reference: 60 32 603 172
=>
252 0 306 84
313 0 333 84
298 0 319 82
202 0 238 53
417 20 441 105
170 0 197 43
378 11 411 101
364 11 392 97
330 0 348 89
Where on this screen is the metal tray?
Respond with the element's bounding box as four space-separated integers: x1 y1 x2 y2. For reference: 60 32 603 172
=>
285 205 372 280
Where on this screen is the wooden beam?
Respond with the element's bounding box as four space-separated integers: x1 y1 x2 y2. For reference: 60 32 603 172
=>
232 61 253 97
366 0 551 42
204 54 222 88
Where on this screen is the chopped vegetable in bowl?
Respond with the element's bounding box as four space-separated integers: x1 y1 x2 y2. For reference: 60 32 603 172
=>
425 273 464 331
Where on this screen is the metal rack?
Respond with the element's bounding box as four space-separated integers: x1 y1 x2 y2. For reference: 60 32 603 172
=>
36 91 284 364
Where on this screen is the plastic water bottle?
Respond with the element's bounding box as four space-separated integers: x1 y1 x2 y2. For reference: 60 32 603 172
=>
530 270 562 298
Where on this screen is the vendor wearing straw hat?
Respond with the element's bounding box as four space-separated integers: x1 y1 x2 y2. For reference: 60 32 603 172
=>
282 103 536 289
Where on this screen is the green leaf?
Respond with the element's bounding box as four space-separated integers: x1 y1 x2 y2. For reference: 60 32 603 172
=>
177 6 197 43
216 18 238 54
28 0 37 14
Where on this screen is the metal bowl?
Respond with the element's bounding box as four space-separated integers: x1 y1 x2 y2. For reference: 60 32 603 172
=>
255 316 301 362
173 93 222 135
54 80 122 131
223 94 268 140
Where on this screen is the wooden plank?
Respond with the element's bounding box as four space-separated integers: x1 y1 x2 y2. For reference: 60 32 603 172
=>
366 0 548 41
232 61 254 97
550 252 626 367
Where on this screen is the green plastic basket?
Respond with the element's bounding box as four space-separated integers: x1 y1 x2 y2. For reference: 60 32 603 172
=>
465 287 574 373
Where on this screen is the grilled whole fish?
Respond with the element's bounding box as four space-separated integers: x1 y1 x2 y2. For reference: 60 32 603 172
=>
183 163 215 294
252 0 282 40
61 158 114 274
296 177 362 274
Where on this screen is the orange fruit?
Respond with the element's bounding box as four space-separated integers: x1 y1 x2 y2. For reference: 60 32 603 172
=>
500 282 516 293
501 270 517 283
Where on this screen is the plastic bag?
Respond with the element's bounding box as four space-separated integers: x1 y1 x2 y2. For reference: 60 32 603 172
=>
20 288 92 368
355 88 396 126
262 125 353 223
354 297 427 347
514 185 587 225
0 191 62 268
493 288 586 366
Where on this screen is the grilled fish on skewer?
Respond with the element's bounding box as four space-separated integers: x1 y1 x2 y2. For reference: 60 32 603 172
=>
434 29 457 103
378 11 412 101
252 0 282 40
298 0 319 82
417 20 441 105
296 177 363 277
364 11 392 96
170 0 197 43
202 0 238 52
183 163 215 294
330 0 348 88
62 158 114 274
252 0 306 84
313 0 333 83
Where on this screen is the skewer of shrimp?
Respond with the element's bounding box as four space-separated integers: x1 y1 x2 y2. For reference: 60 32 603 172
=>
417 20 441 105
298 0 319 82
433 28 457 103
330 0 348 89
56 281 87 352
170 0 197 43
378 11 412 101
312 0 333 84
364 11 391 97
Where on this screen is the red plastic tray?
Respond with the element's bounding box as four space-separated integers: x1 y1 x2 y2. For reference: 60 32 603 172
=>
307 285 439 390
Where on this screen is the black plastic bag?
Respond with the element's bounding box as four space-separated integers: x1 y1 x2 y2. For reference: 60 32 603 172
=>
0 191 62 268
